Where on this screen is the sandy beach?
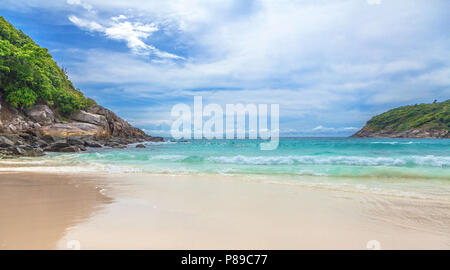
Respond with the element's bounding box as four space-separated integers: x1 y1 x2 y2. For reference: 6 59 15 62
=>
1 171 449 250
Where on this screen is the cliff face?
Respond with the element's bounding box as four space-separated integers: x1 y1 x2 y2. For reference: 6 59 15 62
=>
352 100 450 138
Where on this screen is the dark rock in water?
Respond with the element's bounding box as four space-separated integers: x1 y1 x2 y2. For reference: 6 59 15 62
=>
5 146 43 157
26 148 45 157
136 144 146 148
84 141 102 148
59 146 79 153
104 141 115 147
44 142 70 152
112 144 127 149
105 141 120 147
106 141 127 149
151 137 164 142
79 145 87 151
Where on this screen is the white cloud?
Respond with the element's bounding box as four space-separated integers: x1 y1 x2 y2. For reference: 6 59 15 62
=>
3 0 448 134
367 0 382 5
66 0 185 59
68 15 103 31
68 15 184 59
67 0 94 12
111 14 127 21
313 126 358 132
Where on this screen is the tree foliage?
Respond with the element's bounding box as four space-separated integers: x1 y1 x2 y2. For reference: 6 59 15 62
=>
366 99 450 132
0 16 92 115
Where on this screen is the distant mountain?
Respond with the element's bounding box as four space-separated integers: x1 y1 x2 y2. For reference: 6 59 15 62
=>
352 99 449 138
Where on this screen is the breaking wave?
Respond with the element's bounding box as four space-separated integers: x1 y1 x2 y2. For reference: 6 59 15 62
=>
206 155 450 167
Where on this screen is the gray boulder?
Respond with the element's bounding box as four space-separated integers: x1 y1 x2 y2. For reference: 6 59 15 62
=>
70 110 109 128
41 134 55 143
25 105 55 125
112 144 127 149
25 148 45 157
84 141 102 148
0 136 15 148
59 146 79 153
44 142 70 152
35 139 48 148
10 146 26 155
67 137 85 146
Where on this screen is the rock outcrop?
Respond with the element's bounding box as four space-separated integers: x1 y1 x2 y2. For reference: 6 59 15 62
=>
86 105 148 138
0 101 163 158
351 126 449 138
40 122 107 137
70 110 109 129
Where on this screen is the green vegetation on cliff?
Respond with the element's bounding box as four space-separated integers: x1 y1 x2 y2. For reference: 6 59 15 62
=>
0 16 94 115
366 99 450 132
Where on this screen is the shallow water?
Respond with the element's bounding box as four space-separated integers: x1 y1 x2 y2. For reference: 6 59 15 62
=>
1 138 449 200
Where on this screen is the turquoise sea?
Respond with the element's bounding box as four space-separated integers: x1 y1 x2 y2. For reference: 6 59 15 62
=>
2 138 450 200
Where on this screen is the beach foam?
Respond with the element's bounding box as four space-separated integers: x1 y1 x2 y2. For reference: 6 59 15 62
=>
207 155 450 167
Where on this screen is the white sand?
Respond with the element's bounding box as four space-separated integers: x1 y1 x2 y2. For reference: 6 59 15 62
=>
1 172 449 249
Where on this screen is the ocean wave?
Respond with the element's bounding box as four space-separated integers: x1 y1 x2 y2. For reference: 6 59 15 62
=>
0 163 144 173
207 155 450 167
149 155 188 161
370 141 415 145
143 141 177 145
297 170 329 176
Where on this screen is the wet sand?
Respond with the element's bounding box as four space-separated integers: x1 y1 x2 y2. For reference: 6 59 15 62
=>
0 172 112 249
0 172 449 249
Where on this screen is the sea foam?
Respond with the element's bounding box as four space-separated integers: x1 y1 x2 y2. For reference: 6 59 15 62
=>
207 155 450 167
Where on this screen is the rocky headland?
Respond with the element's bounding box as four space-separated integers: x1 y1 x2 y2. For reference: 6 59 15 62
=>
0 101 163 158
351 99 449 138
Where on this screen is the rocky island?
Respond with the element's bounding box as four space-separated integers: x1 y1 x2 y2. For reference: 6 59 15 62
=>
0 17 162 158
352 99 449 138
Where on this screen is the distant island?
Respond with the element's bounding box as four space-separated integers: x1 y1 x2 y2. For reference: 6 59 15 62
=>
0 16 162 158
352 99 449 138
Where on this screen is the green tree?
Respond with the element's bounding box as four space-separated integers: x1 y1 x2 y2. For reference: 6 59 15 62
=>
0 16 90 115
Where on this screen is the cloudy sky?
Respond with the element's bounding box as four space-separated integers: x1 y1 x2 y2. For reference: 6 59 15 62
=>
1 0 449 136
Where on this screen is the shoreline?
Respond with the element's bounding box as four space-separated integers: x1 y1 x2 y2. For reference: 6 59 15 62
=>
1 171 449 249
1 159 449 202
